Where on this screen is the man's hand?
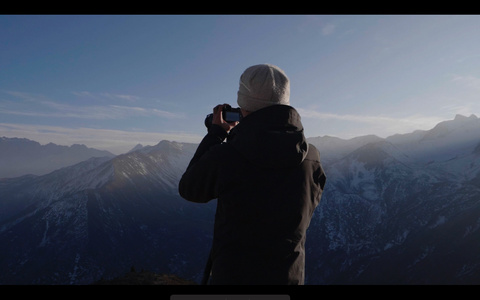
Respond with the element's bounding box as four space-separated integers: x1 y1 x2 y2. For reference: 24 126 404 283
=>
212 104 239 132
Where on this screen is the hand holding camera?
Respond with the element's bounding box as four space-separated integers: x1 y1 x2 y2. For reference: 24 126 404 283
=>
205 104 242 131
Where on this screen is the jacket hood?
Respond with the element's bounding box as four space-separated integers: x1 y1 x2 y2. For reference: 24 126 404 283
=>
228 105 308 168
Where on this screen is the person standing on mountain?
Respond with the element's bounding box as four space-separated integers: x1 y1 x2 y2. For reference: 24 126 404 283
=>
178 64 326 285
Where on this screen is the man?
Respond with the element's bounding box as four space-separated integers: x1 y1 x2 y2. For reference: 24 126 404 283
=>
178 64 326 285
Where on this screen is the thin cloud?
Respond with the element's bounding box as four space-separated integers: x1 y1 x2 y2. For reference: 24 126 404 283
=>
100 93 141 102
4 90 48 102
452 74 480 89
71 91 96 98
72 91 140 102
297 108 445 138
321 23 336 36
1 102 126 120
110 105 183 119
296 16 336 36
1 91 184 120
440 103 478 117
298 108 443 125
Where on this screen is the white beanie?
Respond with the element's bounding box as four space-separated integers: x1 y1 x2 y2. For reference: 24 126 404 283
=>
237 64 290 112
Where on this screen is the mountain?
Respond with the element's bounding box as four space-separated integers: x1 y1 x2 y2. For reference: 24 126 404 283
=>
307 134 383 165
0 137 115 178
0 140 215 285
305 114 480 284
1 114 480 285
128 143 144 153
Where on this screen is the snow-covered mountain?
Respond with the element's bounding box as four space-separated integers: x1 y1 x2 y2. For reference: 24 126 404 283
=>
1 114 480 285
0 140 215 284
0 137 115 178
306 114 480 284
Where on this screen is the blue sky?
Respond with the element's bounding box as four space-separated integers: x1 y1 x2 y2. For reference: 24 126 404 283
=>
1 15 480 154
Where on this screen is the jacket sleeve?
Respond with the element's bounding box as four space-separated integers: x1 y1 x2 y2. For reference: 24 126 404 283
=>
178 124 228 203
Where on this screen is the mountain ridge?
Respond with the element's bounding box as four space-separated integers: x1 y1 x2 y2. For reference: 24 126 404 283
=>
305 114 480 284
1 114 480 284
0 139 214 284
0 136 115 179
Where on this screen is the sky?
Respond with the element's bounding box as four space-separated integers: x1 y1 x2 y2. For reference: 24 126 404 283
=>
1 15 480 155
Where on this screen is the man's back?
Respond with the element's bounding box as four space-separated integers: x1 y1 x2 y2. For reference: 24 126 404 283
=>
179 105 326 284
179 64 326 285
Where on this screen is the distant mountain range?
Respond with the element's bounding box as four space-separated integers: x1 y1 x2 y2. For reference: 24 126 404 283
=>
1 114 479 285
0 140 217 284
0 137 115 178
306 114 480 284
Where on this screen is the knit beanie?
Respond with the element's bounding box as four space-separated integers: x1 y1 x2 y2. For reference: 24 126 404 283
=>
237 64 290 112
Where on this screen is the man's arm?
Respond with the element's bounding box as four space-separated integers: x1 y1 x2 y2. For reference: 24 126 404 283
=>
178 104 238 203
185 124 227 171
178 124 227 203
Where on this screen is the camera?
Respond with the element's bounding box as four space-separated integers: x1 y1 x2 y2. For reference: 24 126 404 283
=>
204 104 242 129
